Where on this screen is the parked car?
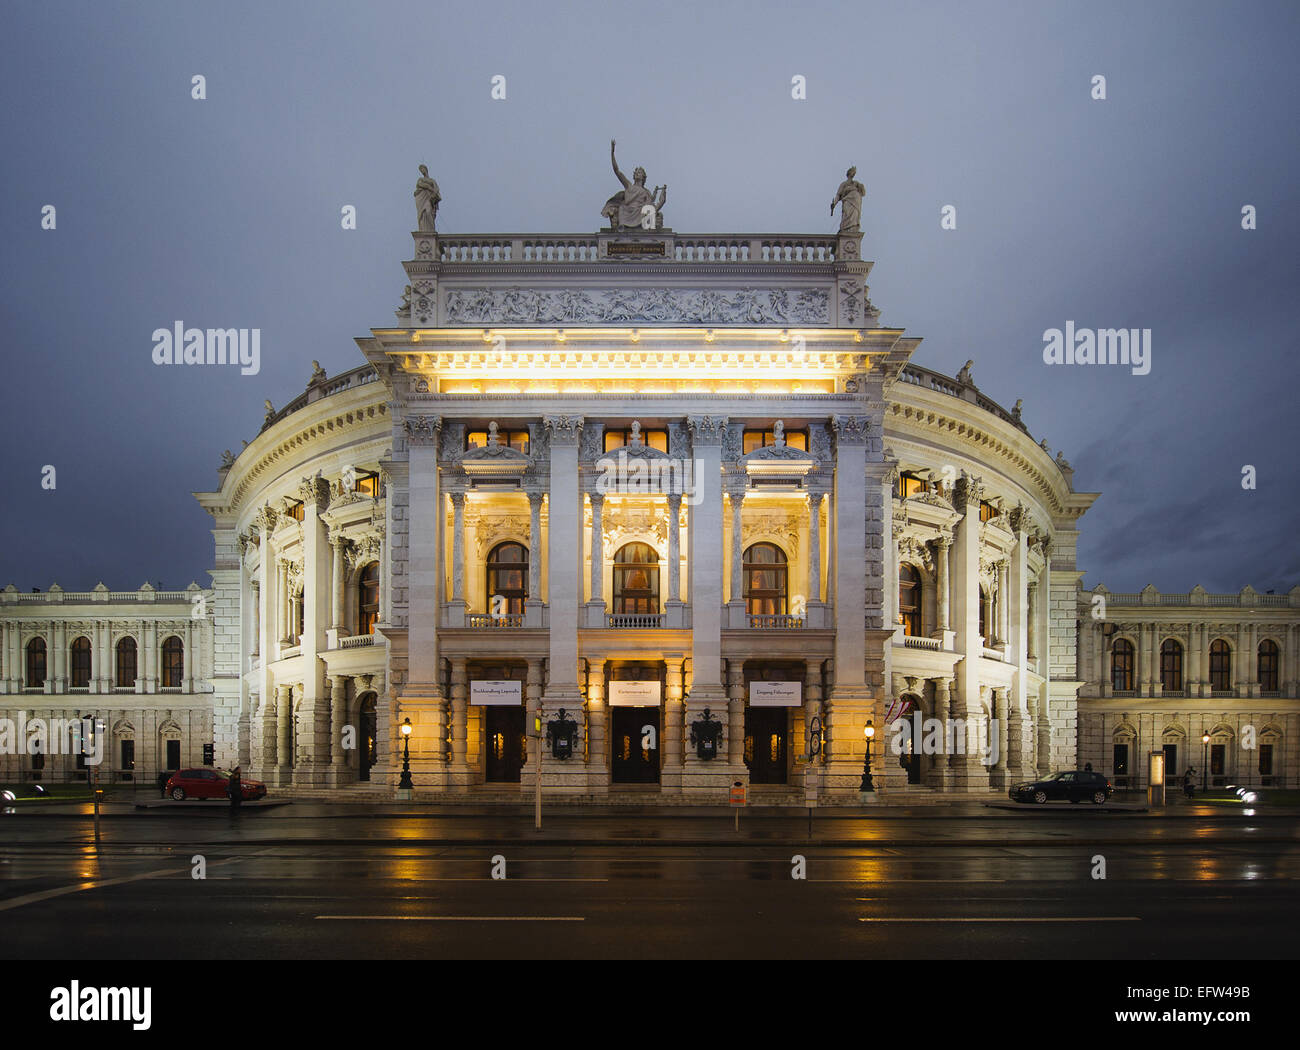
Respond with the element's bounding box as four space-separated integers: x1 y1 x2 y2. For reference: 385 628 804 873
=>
165 768 267 801
1009 770 1112 805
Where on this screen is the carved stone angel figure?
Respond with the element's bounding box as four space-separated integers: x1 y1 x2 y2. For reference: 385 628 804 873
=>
601 139 667 230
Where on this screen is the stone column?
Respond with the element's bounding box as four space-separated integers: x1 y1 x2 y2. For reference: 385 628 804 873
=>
583 657 608 792
687 416 728 709
328 674 348 783
996 560 1009 647
275 683 292 783
521 658 545 788
933 677 953 789
666 492 682 603
806 492 823 605
949 471 985 790
401 414 447 791
450 492 466 604
329 534 346 631
277 559 290 644
727 486 745 608
527 489 543 601
726 660 746 767
804 659 823 764
589 491 604 604
449 657 469 780
935 535 951 634
994 687 1010 785
1188 622 1202 696
1026 582 1037 660
541 415 586 792
663 653 686 790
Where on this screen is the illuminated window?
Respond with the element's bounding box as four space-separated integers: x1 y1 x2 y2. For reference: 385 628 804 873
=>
894 472 930 500
359 562 380 634
1160 639 1183 692
70 637 91 689
1111 639 1134 692
1209 640 1232 690
116 637 137 688
161 636 184 688
1258 640 1279 692
467 429 529 453
613 542 659 614
284 500 305 522
604 428 668 453
486 542 528 615
26 637 47 688
979 500 999 522
743 543 788 615
898 564 922 636
353 470 380 497
743 429 808 454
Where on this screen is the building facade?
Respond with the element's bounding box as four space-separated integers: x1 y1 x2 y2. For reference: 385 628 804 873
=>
0 583 214 784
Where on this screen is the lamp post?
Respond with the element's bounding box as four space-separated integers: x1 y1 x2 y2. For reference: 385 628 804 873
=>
1201 732 1210 792
859 721 876 794
398 717 414 794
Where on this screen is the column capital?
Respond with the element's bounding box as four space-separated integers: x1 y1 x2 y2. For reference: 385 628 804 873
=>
807 489 825 507
665 490 682 512
830 414 871 446
403 415 443 446
298 473 331 512
952 471 984 511
449 491 466 508
687 415 729 445
526 489 545 508
588 489 605 508
543 415 585 444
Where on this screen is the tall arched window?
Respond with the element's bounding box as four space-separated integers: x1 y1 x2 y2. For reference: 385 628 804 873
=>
1111 638 1134 692
69 637 92 689
613 543 659 614
116 637 138 688
743 543 788 615
1258 640 1280 692
486 543 528 615
358 562 380 634
161 636 184 688
898 564 922 636
1160 639 1183 692
1209 640 1232 691
26 638 47 688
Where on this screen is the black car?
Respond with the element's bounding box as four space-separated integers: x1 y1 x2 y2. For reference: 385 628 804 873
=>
1009 770 1112 804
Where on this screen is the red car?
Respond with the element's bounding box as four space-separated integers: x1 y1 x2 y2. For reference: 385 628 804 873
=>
165 768 267 801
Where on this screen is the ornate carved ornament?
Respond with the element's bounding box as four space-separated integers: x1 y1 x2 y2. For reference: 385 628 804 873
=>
543 415 585 445
466 513 529 558
830 414 871 446
741 512 801 558
687 415 729 446
443 286 831 326
600 505 669 556
952 471 983 511
298 472 331 513
345 532 384 572
897 532 935 574
403 415 443 446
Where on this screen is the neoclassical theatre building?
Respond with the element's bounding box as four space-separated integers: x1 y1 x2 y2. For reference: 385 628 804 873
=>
4 171 1296 799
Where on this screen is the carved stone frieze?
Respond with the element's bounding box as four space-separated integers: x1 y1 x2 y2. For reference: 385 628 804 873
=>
443 286 831 326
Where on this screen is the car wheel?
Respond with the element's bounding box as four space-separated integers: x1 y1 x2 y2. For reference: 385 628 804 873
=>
1033 790 1047 804
170 787 186 801
1092 791 1107 804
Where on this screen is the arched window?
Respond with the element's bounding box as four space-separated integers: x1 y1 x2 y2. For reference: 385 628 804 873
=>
1160 639 1183 692
1258 640 1279 692
613 543 659 614
1209 640 1232 691
898 564 922 636
1111 638 1134 692
69 637 92 689
358 562 380 634
26 638 47 688
743 543 788 615
161 636 184 688
115 637 138 688
486 543 528 616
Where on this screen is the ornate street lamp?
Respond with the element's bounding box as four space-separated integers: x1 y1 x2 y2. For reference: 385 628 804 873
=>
399 717 414 791
859 721 876 793
1201 732 1210 792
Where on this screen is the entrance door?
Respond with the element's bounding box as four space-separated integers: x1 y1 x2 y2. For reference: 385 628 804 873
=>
1163 743 1177 786
165 739 181 771
485 706 526 783
358 695 377 781
744 706 788 784
611 706 660 784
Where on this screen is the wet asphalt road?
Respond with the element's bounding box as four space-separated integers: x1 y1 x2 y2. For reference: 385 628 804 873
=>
1 801 1296 959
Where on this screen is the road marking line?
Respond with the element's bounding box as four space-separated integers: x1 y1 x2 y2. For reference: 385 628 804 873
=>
858 916 1140 923
0 866 185 912
314 915 585 921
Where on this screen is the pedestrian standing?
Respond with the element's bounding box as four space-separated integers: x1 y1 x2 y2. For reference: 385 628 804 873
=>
229 765 242 811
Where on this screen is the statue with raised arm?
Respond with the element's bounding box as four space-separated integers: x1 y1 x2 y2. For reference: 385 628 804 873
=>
831 165 865 233
414 164 441 232
602 139 667 230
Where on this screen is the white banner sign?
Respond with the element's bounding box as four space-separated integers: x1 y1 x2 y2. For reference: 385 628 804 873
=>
470 680 522 706
749 681 802 707
607 680 662 707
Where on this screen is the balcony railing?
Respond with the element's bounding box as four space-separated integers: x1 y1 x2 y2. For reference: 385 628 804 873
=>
982 647 1004 661
434 234 838 265
607 614 664 629
748 614 804 629
900 635 943 651
339 634 377 649
467 614 525 628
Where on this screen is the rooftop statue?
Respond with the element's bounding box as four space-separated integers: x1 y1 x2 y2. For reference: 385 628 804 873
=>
831 165 865 233
601 139 667 230
414 164 441 233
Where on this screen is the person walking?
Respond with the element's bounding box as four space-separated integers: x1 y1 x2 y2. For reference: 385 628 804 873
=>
228 765 242 811
1182 766 1195 799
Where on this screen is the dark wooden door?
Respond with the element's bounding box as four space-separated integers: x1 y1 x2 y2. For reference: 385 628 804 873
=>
485 705 526 783
744 706 788 784
611 706 660 783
